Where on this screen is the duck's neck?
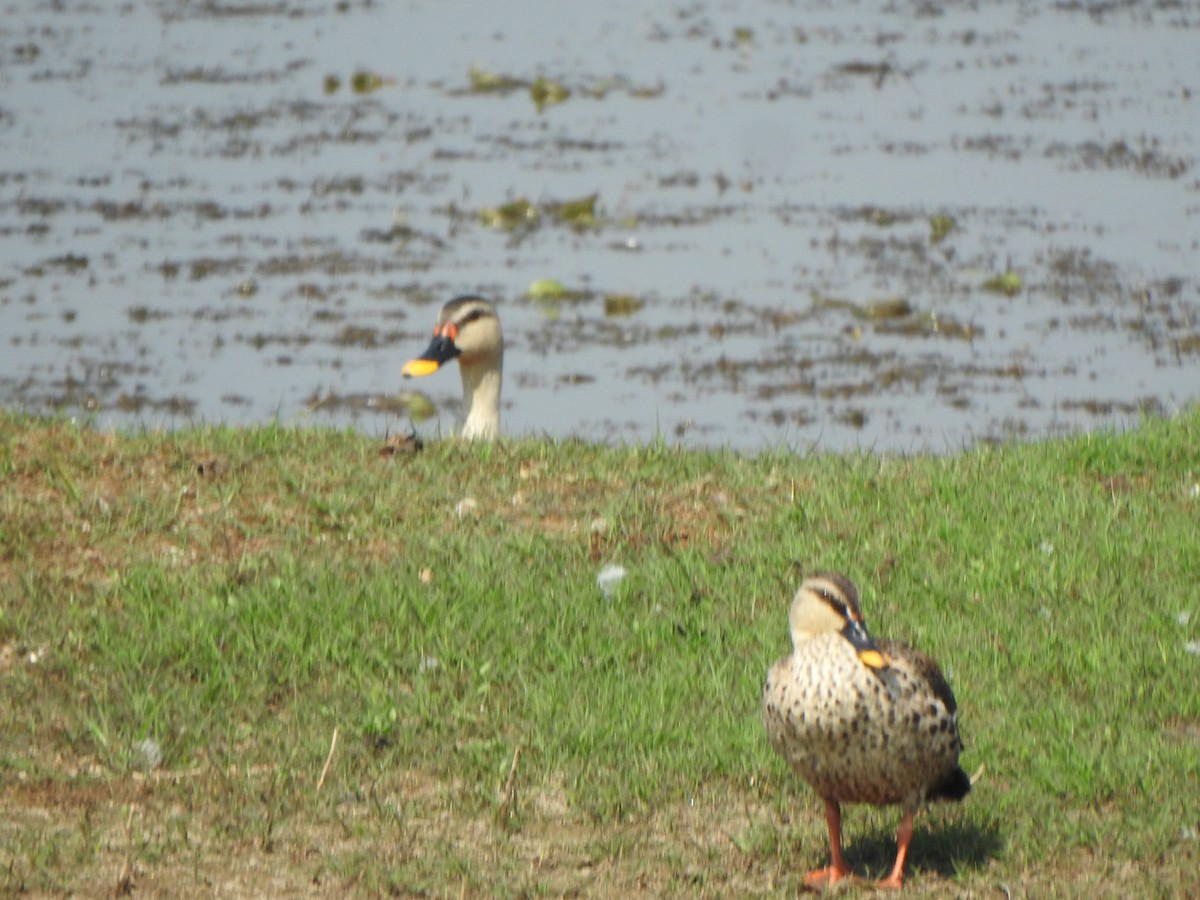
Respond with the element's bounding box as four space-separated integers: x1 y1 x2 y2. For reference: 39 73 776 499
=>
459 359 501 441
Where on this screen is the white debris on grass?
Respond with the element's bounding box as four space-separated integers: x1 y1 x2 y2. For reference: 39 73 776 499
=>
134 738 163 771
596 564 627 599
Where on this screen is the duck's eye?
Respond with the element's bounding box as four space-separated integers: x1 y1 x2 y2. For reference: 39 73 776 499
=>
817 588 849 618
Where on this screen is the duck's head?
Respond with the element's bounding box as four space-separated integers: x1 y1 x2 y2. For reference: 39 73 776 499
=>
401 295 503 380
788 571 890 670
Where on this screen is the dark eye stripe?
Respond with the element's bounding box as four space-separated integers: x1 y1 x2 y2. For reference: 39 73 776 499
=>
455 308 493 328
817 587 852 620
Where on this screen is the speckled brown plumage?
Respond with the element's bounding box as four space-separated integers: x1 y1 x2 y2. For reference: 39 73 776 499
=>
761 571 970 890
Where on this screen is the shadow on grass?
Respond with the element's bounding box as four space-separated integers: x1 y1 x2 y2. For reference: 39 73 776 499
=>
839 817 1003 883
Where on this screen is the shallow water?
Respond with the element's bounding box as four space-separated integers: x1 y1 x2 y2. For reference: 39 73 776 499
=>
1 0 1197 451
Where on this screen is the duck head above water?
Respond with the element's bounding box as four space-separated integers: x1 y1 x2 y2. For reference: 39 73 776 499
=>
402 295 503 441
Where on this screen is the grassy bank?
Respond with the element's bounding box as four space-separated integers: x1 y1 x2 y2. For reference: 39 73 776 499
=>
2 409 1198 896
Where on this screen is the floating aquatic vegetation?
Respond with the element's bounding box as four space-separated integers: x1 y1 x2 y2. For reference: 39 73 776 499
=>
584 75 661 101
982 270 1023 296
478 197 539 230
813 295 912 320
478 193 601 232
929 214 956 244
350 70 388 94
834 58 901 88
813 295 861 317
468 65 527 94
1047 138 1190 179
527 278 568 301
558 372 596 385
817 294 979 341
43 253 89 272
627 81 666 99
462 67 659 107
527 279 589 312
866 297 912 319
126 305 169 324
926 312 979 341
189 259 225 280
604 294 643 317
323 74 340 94
547 193 597 228
530 76 570 112
876 311 980 341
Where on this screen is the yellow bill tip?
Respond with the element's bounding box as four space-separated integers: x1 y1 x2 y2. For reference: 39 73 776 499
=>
401 358 440 378
858 649 891 670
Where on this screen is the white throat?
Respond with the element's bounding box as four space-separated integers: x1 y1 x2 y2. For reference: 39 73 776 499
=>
459 358 501 440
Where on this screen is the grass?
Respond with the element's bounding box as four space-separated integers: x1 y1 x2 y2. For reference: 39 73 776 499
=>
1 407 1199 896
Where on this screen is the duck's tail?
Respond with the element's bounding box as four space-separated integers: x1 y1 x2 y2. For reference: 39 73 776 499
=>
928 766 972 802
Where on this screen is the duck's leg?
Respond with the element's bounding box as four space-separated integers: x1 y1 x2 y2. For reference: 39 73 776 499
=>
803 799 857 887
877 809 914 890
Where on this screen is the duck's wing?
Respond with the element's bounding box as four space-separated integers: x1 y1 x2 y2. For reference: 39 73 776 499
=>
876 638 958 715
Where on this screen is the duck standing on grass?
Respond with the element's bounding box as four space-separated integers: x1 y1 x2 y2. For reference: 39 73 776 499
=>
402 295 503 441
762 571 971 890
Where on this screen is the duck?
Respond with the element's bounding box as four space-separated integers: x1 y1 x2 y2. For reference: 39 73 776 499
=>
401 295 503 441
761 570 970 891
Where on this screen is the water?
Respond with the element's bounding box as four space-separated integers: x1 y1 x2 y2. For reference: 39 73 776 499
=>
1 0 1197 452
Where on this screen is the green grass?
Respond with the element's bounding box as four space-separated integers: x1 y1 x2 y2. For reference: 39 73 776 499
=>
2 409 1199 896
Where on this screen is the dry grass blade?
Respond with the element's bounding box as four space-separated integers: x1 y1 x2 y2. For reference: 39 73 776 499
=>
316 726 340 796
496 746 521 827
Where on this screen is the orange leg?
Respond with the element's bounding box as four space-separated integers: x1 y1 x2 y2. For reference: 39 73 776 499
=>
877 809 915 890
803 799 858 888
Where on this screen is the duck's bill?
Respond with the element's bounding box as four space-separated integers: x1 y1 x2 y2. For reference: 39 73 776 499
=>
840 618 891 669
401 358 441 378
401 335 461 379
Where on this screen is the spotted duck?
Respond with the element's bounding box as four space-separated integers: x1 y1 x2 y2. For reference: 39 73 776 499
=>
762 571 970 890
402 295 503 441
